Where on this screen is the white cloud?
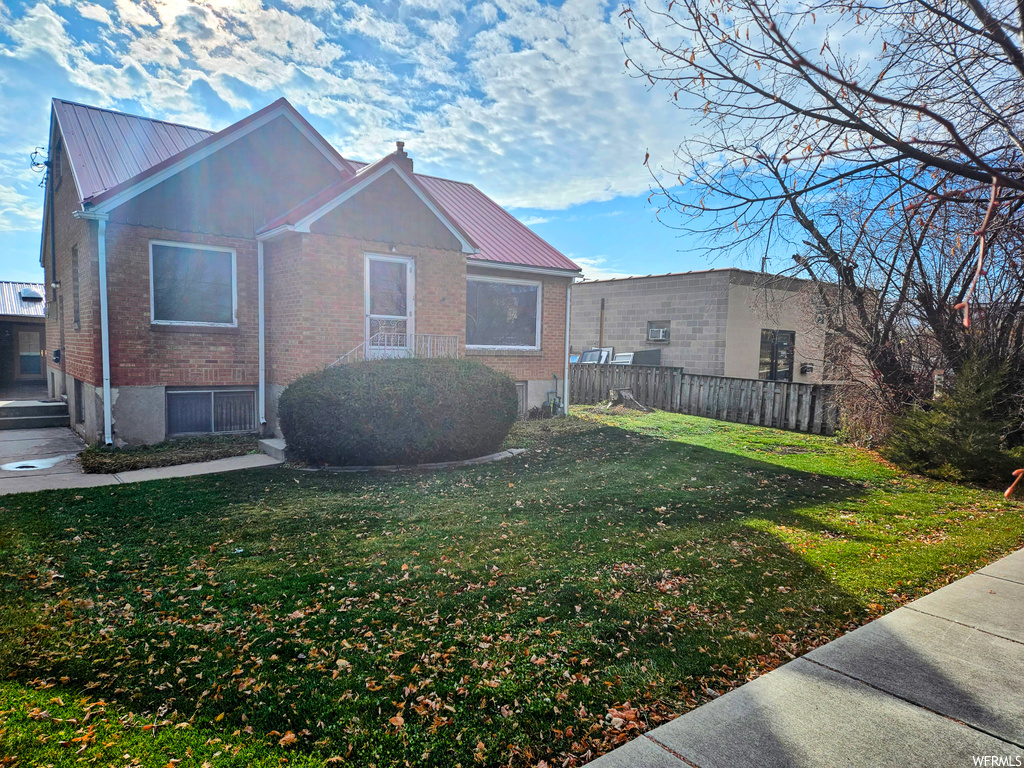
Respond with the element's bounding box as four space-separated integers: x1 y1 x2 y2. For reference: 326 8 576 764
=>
77 3 114 26
517 214 551 226
0 0 694 213
573 256 634 281
0 183 42 232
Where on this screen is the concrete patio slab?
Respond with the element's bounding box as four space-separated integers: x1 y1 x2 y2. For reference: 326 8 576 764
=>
905 572 1024 643
0 426 87 485
641 658 1018 768
806 608 1024 745
977 547 1024 586
0 426 86 462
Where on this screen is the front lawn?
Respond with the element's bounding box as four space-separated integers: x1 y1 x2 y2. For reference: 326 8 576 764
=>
1 408 1021 767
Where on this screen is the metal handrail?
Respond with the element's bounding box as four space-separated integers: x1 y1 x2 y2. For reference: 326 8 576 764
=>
328 333 461 367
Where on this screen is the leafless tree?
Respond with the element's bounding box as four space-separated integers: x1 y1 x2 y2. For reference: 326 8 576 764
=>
622 0 1024 423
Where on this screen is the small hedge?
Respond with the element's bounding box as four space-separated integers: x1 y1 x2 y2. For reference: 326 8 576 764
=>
279 358 520 466
80 434 258 474
882 358 1024 485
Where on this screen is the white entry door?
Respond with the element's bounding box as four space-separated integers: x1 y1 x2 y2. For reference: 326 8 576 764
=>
365 254 415 358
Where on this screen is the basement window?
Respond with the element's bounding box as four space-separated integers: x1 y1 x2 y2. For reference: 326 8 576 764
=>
466 276 541 349
166 389 255 436
150 241 236 326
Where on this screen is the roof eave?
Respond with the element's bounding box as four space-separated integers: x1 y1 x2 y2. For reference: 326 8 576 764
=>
466 258 580 278
85 98 353 214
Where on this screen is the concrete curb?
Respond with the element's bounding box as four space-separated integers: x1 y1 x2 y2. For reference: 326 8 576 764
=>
294 447 528 473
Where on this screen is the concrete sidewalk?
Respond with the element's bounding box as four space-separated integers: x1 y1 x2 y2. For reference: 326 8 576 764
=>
0 439 282 496
588 548 1024 768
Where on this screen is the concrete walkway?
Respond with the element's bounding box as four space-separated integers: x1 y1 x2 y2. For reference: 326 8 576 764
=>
588 548 1024 768
0 427 282 496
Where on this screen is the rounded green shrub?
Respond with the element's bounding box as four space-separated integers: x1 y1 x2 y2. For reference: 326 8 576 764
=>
278 357 520 466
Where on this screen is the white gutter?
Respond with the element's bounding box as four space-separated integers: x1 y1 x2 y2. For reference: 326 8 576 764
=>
257 240 267 426
74 210 112 444
563 280 572 416
467 258 581 278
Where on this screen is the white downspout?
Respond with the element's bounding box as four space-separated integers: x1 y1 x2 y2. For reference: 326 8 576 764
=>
98 218 112 445
74 210 112 445
257 240 266 426
563 280 572 416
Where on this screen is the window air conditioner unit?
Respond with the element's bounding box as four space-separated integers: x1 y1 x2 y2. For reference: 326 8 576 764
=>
648 327 669 341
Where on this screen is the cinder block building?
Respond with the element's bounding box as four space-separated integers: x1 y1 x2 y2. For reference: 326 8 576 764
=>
570 270 828 383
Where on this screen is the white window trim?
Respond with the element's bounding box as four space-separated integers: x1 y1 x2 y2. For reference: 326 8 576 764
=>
166 388 257 435
149 239 238 327
466 275 543 351
365 253 415 344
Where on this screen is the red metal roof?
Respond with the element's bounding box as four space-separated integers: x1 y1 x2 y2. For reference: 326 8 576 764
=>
54 98 579 273
53 99 214 202
347 161 579 272
420 175 578 272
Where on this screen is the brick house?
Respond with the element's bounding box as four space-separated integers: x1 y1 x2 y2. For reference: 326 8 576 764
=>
39 98 579 445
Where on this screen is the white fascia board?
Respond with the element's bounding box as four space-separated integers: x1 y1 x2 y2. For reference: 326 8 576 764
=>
90 107 347 215
255 225 293 242
466 258 580 279
73 210 109 221
294 164 479 255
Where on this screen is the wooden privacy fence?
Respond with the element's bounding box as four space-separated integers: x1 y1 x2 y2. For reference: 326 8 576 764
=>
570 364 836 435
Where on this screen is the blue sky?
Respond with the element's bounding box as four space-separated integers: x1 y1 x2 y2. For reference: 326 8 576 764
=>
0 0 730 283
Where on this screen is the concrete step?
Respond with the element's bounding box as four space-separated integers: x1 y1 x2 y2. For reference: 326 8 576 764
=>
0 401 69 419
258 438 287 461
0 414 71 430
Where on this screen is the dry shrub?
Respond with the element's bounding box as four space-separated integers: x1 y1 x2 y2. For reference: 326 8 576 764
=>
833 383 896 448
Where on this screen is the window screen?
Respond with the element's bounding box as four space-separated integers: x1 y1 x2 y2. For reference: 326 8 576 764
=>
167 390 255 435
152 243 235 325
466 279 540 348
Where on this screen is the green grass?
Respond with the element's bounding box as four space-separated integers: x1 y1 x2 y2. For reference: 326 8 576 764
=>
79 433 259 474
1 407 1021 767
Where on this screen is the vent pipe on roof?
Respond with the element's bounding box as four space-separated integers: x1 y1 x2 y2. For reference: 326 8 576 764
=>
394 141 413 173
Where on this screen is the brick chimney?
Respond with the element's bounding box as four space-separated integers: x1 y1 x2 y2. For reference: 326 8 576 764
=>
394 141 413 173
